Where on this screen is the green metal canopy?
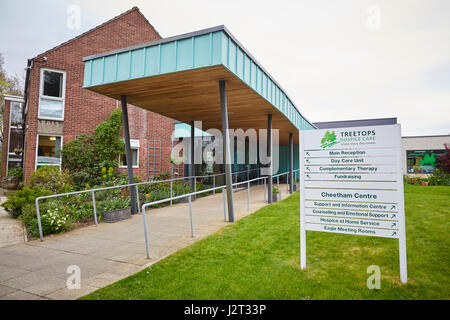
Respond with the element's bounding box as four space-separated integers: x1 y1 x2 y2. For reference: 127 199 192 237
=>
82 25 315 145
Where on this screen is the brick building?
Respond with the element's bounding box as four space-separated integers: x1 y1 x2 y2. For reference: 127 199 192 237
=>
1 7 176 184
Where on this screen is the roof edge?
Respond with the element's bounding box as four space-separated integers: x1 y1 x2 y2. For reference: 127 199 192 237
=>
81 25 317 129
3 94 25 102
33 7 159 61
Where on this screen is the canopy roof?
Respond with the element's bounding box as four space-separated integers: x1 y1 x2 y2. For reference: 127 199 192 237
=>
82 25 315 144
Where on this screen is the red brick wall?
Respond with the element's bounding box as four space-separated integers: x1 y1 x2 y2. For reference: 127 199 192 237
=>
22 8 174 184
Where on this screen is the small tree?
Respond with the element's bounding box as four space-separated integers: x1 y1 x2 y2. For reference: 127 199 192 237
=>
436 143 450 173
61 109 125 188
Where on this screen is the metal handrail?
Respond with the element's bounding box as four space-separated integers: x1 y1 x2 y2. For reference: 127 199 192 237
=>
34 167 266 240
140 175 269 259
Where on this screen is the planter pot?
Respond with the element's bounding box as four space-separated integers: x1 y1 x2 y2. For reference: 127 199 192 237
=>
292 184 299 192
3 177 19 190
103 207 131 223
272 193 281 203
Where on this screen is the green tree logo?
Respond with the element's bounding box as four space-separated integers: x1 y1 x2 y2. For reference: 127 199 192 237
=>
420 153 436 167
320 130 338 148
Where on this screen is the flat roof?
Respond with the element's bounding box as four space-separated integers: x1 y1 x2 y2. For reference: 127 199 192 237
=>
314 117 397 129
402 134 450 139
82 25 315 144
3 94 24 102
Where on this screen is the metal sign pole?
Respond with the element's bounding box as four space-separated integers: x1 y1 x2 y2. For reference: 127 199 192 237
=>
299 130 306 269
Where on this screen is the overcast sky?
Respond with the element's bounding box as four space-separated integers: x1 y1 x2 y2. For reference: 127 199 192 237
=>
0 0 449 136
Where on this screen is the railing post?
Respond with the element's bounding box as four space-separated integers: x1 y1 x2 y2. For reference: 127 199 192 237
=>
170 176 173 207
286 174 289 193
142 205 151 259
213 175 216 195
35 199 43 241
222 187 226 221
188 195 194 237
277 175 280 190
92 191 98 226
264 178 267 203
247 180 250 211
135 185 141 214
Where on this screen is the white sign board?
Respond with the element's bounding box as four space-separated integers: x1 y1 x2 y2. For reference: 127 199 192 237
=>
299 124 407 283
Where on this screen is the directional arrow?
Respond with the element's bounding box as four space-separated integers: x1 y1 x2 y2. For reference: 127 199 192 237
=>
306 174 311 179
306 167 310 171
391 231 397 236
391 223 397 228
391 214 397 219
306 152 310 156
306 159 310 164
391 205 396 210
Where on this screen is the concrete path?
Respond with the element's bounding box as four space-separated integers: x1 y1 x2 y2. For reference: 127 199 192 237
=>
0 184 289 300
0 195 27 249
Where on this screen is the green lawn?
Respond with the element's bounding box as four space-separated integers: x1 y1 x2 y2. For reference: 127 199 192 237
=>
81 184 450 300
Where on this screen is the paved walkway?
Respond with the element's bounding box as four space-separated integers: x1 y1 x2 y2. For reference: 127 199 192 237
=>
0 195 27 249
0 184 288 300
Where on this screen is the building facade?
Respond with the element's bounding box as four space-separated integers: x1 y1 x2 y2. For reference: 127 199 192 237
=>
1 7 175 184
402 135 449 175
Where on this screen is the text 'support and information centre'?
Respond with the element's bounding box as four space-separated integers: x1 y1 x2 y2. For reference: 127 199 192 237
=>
299 124 407 283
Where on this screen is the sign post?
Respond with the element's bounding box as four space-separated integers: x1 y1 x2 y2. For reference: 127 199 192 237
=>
299 124 407 283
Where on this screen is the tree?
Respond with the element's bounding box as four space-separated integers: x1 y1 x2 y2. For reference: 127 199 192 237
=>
436 143 450 173
0 53 23 144
61 108 125 188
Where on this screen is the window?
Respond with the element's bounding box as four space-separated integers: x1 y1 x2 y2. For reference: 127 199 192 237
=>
406 149 447 174
36 135 62 169
10 101 23 128
119 139 139 168
38 69 65 120
6 101 24 174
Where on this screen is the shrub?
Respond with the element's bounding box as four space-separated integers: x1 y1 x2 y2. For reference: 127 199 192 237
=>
2 186 52 217
436 143 450 173
29 166 73 193
428 169 450 186
39 202 72 235
272 186 280 194
5 167 23 181
61 109 125 188
98 196 131 213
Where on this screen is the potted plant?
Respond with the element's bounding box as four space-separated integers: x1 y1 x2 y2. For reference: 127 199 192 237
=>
2 168 23 190
272 186 281 202
13 147 23 156
101 196 132 223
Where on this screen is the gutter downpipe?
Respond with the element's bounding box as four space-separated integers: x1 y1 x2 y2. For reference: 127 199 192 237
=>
21 59 33 170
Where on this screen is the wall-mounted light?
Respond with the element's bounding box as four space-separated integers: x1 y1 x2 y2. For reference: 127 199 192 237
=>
49 136 56 141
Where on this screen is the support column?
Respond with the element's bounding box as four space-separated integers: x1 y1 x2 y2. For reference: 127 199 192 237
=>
190 120 195 194
268 114 273 204
289 132 294 194
219 80 235 222
121 95 137 215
